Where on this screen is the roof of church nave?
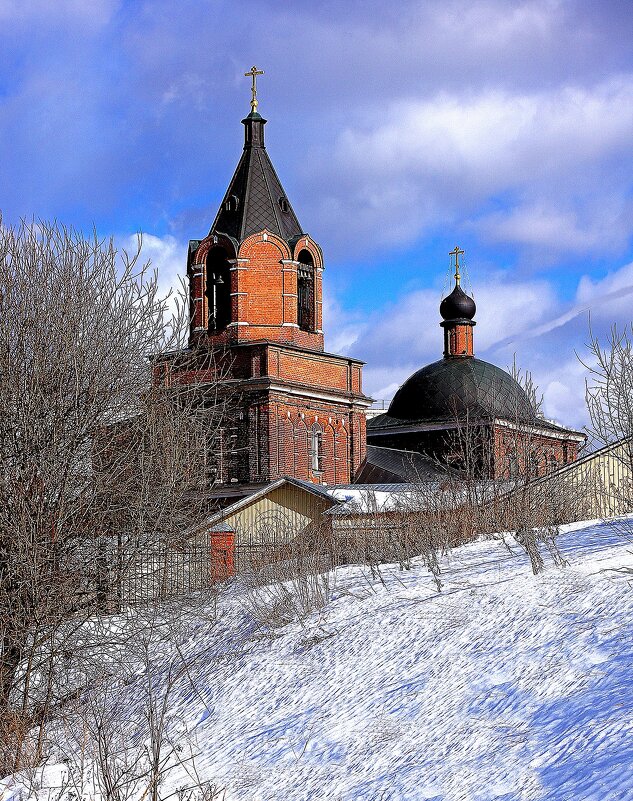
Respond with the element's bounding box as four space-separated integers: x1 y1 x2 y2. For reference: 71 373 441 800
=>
209 67 304 246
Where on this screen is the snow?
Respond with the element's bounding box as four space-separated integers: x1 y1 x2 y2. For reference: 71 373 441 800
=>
4 517 633 801
326 485 421 512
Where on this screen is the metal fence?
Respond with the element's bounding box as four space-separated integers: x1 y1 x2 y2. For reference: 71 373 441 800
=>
104 526 304 606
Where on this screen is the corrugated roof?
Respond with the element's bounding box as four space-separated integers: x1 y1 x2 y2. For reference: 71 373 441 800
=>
355 445 447 484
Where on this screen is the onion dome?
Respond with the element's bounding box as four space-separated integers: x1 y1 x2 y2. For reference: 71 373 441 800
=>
387 357 536 422
372 246 536 428
440 284 476 321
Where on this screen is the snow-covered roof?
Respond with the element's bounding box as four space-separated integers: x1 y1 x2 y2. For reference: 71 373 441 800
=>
324 481 517 515
324 483 442 515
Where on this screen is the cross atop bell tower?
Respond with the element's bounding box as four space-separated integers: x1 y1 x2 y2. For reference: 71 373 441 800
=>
449 245 464 286
244 65 264 113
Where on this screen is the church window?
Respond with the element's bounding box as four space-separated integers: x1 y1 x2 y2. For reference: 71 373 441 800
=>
279 196 290 213
206 246 232 331
297 249 315 332
224 194 239 212
529 450 542 477
310 423 324 474
506 448 519 478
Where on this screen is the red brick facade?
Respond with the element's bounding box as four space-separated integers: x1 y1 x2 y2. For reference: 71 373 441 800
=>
443 322 474 358
188 231 325 352
369 420 582 481
492 423 581 480
159 339 369 488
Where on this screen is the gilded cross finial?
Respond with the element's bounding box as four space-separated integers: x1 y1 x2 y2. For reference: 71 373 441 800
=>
244 65 264 113
449 245 464 286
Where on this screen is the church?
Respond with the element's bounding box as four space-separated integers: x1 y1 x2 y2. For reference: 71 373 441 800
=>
364 249 585 482
158 70 584 500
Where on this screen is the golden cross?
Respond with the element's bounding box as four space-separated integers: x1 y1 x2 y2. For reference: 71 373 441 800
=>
449 245 464 286
244 65 264 112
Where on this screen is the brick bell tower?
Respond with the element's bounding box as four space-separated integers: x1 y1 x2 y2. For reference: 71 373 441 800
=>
175 68 371 495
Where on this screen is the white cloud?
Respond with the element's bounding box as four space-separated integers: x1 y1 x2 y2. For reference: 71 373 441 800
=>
341 78 633 187
540 359 589 430
314 75 633 254
478 205 608 252
576 260 633 318
440 0 560 49
118 232 188 321
322 290 365 356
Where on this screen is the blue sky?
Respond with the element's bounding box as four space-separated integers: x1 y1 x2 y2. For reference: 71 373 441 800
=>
2 0 633 429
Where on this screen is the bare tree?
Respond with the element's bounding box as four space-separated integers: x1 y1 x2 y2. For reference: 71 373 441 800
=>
0 218 223 773
509 354 544 418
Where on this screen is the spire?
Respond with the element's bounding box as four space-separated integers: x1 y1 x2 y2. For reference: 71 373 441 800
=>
209 68 304 244
440 245 476 359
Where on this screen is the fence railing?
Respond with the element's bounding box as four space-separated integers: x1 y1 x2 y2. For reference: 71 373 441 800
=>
102 528 305 606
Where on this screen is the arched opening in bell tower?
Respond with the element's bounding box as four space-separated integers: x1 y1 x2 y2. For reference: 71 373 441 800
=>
297 249 315 332
206 246 232 331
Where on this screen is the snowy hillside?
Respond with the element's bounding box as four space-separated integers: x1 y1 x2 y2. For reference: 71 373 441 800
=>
4 518 633 801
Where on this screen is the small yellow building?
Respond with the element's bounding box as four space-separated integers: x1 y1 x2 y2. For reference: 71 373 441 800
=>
493 437 633 525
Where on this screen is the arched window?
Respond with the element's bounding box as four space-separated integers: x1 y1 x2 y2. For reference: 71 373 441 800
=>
297 249 315 332
529 450 541 477
310 423 324 474
206 247 232 331
506 448 519 478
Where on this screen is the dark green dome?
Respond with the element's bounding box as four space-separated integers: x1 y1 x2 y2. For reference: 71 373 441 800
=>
388 357 535 422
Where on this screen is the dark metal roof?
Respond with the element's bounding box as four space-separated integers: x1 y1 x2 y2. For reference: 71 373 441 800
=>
280 476 340 502
384 357 536 423
210 112 304 244
367 410 582 439
355 445 447 484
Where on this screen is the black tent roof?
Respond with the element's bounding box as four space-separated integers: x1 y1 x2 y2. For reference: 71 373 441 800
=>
209 112 304 245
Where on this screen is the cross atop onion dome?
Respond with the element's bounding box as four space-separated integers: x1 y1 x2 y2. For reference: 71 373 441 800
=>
440 245 476 321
